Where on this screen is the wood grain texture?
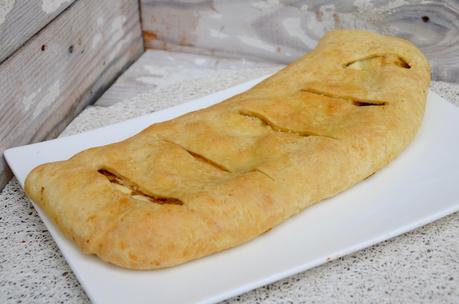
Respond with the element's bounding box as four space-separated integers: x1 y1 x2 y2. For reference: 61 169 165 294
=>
95 49 277 107
0 0 143 189
0 0 77 63
140 0 459 83
95 50 164 107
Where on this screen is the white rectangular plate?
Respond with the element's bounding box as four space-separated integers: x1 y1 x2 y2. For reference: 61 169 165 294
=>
5 76 459 304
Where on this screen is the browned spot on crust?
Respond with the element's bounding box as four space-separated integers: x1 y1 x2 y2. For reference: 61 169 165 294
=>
128 253 138 261
40 186 45 201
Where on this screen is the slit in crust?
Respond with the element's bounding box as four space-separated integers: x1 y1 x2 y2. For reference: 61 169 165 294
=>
300 88 387 107
98 169 183 205
344 54 411 69
162 140 231 172
253 168 275 182
238 110 337 139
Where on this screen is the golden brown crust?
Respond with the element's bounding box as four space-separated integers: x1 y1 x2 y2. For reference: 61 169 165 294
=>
24 30 430 269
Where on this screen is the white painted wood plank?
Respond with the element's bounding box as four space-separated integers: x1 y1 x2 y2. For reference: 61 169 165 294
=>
95 49 277 107
0 0 143 188
0 0 77 63
140 0 459 83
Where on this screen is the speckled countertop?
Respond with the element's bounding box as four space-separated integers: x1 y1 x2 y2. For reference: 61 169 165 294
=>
1 51 458 303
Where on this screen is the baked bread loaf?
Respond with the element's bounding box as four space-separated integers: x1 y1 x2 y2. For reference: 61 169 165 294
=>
25 30 430 269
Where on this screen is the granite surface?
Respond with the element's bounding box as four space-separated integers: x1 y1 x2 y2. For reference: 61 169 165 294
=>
1 50 458 304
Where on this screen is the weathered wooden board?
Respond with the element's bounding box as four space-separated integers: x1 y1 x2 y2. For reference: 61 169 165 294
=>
95 49 277 107
0 0 77 63
95 50 166 107
140 0 459 83
0 0 143 189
